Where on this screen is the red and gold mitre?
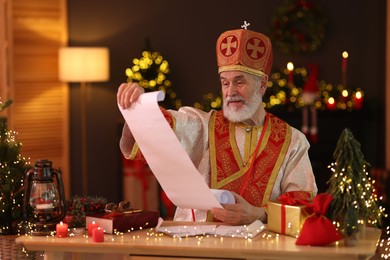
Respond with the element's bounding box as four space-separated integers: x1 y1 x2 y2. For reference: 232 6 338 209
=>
216 29 273 77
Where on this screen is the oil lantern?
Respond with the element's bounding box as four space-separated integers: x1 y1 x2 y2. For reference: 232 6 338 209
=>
23 159 66 235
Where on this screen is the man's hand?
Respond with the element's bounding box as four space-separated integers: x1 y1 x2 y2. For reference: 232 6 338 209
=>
211 192 266 225
117 82 145 109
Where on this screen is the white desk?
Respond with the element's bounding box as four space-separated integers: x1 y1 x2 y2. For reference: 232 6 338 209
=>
15 224 381 260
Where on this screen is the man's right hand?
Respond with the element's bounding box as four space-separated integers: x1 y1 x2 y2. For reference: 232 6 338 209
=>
117 82 145 109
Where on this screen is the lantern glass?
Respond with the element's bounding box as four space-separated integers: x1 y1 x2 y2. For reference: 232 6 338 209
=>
29 181 59 210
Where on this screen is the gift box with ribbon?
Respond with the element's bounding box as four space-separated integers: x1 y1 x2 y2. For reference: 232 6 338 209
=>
122 157 159 211
268 192 342 246
85 201 160 234
267 191 313 237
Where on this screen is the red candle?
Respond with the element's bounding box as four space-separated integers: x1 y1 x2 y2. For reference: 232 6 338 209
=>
326 97 337 110
56 221 68 238
342 51 348 72
92 227 104 242
341 51 348 87
353 91 363 110
287 62 294 85
88 221 99 237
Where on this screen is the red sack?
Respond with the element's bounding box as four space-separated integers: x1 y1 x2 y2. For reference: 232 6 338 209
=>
296 193 342 246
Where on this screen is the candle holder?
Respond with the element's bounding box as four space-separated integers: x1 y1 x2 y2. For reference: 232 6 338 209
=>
23 159 67 235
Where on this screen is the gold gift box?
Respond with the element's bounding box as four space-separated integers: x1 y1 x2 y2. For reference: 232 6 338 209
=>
267 201 312 237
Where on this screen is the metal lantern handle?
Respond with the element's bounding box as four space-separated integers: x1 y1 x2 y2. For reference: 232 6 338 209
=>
51 168 67 222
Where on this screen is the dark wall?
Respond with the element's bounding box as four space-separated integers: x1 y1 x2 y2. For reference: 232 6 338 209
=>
67 0 386 201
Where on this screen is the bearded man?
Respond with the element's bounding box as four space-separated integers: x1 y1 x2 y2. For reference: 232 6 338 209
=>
117 28 317 225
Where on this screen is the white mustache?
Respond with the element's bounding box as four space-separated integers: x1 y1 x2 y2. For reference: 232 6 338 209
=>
226 96 243 103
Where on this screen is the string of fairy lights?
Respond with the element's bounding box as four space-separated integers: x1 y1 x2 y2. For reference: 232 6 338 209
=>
379 227 390 259
19 224 390 259
15 220 390 259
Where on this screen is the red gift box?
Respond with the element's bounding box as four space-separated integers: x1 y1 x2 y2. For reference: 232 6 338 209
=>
86 210 160 234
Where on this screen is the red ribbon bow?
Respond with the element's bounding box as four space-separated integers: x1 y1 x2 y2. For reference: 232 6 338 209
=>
278 191 312 205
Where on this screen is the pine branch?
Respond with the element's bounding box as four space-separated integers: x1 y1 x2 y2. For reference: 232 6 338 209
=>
0 99 12 112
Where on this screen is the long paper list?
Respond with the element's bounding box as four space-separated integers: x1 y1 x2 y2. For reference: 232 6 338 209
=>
118 91 223 210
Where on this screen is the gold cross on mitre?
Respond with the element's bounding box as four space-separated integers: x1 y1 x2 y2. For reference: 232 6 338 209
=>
241 21 250 30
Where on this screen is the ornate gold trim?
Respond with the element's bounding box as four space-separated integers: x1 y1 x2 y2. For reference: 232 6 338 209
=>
261 124 292 205
230 122 243 168
218 65 266 77
209 111 218 187
129 143 140 160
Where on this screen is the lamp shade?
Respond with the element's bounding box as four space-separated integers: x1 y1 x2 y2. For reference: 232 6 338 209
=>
59 47 109 82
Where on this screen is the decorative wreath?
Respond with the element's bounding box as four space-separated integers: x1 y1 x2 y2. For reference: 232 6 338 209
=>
270 0 327 54
125 50 182 109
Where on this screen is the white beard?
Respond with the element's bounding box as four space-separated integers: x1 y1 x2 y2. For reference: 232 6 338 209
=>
223 87 262 123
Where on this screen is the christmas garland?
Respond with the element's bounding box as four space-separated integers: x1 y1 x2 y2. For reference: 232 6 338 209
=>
194 66 364 112
270 0 327 53
65 195 108 228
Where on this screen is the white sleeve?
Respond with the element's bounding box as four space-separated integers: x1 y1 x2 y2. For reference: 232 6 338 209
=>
274 128 318 199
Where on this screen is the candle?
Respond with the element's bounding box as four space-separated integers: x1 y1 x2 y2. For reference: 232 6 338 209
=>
326 97 337 110
341 51 348 87
87 221 99 237
341 89 349 102
56 221 68 238
287 62 294 85
353 91 363 110
92 227 104 242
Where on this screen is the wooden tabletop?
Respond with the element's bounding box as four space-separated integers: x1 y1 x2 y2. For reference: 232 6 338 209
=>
15 224 381 260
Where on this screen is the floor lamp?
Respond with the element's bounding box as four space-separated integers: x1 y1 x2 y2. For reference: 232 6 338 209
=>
59 47 110 195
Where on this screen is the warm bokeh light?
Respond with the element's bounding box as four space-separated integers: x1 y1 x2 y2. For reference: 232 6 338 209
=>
287 62 294 71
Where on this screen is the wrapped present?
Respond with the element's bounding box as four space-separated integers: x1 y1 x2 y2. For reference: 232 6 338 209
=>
122 157 159 211
86 210 160 234
267 191 313 237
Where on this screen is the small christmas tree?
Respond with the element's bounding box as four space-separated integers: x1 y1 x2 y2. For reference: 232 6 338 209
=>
0 99 31 235
326 128 386 238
